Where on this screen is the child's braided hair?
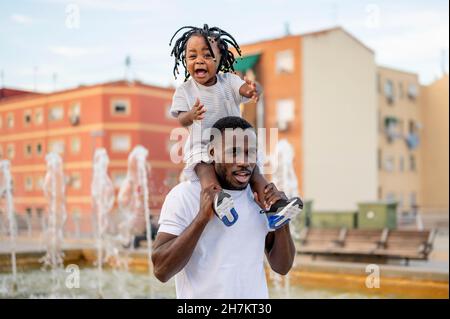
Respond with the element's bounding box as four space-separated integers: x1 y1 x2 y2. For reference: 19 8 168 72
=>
169 24 242 81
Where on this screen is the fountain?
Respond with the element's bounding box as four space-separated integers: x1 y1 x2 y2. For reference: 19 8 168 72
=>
268 139 301 297
0 160 17 294
91 148 115 297
40 152 67 292
118 145 153 297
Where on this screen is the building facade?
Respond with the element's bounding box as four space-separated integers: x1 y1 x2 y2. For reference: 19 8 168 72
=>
377 66 422 216
420 75 449 217
236 27 378 211
0 80 181 236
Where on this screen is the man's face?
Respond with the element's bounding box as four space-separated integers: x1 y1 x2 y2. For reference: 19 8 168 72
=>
212 128 258 190
185 35 221 86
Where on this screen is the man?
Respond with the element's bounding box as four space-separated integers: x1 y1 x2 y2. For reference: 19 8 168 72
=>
152 116 299 298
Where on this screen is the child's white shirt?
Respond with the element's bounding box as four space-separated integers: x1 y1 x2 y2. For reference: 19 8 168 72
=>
170 73 247 180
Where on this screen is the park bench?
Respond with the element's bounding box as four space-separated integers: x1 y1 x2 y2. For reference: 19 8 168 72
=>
297 227 436 265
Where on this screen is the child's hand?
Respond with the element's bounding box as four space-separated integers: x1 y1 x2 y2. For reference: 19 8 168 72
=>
244 76 259 103
189 98 206 121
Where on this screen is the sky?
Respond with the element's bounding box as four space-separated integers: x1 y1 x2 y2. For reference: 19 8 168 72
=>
0 0 448 92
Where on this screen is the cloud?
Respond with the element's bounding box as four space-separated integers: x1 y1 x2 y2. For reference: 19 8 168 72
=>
10 14 33 25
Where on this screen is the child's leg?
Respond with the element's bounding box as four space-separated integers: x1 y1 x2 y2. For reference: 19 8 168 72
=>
195 162 221 190
250 166 271 209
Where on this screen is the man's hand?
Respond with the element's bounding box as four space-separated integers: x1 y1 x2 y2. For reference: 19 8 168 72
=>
253 182 288 210
189 98 206 121
254 183 302 231
198 184 220 222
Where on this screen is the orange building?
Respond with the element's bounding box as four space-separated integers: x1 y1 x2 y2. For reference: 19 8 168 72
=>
0 80 181 236
235 27 378 211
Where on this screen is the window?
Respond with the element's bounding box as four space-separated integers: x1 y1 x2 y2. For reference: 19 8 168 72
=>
36 176 44 190
111 135 131 152
36 142 43 156
24 110 32 126
49 106 64 121
35 108 43 125
25 176 33 191
69 173 81 189
409 192 417 207
48 140 65 155
69 103 81 125
384 80 395 104
6 113 14 128
71 137 81 154
24 143 33 157
407 83 418 100
276 99 295 131
7 144 14 159
111 99 130 116
275 50 294 74
408 120 417 135
409 154 416 171
384 155 394 172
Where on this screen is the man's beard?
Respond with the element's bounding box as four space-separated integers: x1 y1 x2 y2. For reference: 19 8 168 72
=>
215 165 249 190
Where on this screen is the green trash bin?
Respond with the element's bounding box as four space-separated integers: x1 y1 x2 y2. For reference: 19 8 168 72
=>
310 210 357 229
357 201 397 229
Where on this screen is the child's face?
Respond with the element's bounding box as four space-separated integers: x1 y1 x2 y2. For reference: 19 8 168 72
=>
185 35 221 86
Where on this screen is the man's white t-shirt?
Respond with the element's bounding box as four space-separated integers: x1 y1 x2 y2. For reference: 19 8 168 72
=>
158 180 270 299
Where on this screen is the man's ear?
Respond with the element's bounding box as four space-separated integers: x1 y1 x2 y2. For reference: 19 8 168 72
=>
206 143 214 163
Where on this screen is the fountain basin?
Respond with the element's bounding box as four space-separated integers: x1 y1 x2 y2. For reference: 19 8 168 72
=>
0 249 447 299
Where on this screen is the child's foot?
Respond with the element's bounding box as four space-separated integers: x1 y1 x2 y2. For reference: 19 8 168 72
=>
213 191 238 226
264 197 303 230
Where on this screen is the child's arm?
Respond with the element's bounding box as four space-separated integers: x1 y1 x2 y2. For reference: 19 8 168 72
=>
177 98 206 127
239 76 259 102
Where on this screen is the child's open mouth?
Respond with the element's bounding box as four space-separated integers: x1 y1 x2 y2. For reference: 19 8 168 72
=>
195 69 208 78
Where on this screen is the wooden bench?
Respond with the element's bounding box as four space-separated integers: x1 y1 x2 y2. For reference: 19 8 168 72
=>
297 228 343 255
372 229 436 265
297 227 436 265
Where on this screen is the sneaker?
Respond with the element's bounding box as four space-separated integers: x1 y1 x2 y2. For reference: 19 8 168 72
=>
214 191 238 227
264 197 303 230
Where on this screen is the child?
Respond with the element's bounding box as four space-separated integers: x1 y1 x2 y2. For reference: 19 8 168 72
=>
169 24 302 228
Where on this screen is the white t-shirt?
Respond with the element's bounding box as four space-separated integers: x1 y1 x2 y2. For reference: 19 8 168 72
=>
170 73 246 164
158 180 270 299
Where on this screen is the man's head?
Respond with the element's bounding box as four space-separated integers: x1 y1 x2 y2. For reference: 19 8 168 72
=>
209 116 258 190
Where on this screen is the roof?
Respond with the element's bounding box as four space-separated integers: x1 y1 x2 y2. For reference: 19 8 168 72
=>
0 79 174 105
377 65 419 77
239 26 374 54
0 88 40 100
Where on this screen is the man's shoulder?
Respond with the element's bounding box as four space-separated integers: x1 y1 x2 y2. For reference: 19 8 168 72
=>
165 180 200 201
